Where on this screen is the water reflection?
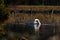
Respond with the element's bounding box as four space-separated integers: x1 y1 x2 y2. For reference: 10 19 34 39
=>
2 23 59 40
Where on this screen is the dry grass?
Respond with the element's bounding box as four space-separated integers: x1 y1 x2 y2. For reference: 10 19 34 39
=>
8 5 60 11
6 13 60 23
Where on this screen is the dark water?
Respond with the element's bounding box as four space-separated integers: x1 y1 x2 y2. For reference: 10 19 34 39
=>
1 23 57 40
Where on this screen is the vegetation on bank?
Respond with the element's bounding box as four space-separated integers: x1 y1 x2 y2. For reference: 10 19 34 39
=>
0 0 10 40
0 0 10 23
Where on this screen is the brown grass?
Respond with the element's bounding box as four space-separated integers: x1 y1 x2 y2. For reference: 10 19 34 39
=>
6 13 60 23
8 5 60 11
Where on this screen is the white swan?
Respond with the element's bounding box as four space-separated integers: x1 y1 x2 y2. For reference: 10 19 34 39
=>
34 19 41 31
